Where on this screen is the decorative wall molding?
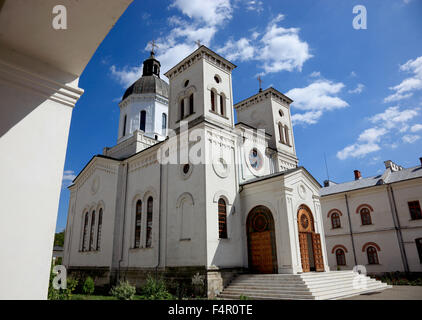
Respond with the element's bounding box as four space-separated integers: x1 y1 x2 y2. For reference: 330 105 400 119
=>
0 59 83 108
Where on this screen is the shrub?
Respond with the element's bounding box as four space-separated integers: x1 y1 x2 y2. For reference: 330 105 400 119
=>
83 276 95 295
110 280 136 300
140 275 174 300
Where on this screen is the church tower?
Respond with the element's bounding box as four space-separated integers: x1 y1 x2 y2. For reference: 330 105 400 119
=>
117 51 169 143
234 87 298 171
164 46 237 131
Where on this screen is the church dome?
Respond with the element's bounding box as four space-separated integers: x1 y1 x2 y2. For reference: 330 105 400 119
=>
121 52 169 101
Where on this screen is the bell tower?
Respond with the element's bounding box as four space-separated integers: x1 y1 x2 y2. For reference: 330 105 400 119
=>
234 87 298 171
164 46 237 132
117 51 169 144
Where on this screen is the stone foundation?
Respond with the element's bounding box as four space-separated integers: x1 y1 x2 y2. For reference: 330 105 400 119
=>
67 265 245 298
207 267 246 299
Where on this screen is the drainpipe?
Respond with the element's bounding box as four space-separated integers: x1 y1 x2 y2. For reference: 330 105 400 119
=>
387 184 410 273
154 163 163 278
345 194 357 266
118 163 129 281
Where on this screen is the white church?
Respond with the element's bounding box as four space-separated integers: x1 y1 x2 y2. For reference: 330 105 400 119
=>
63 45 389 299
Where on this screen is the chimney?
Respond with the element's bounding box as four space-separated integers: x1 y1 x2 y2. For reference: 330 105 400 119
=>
354 170 362 180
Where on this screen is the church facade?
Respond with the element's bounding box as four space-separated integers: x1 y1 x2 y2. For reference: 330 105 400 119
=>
63 46 330 297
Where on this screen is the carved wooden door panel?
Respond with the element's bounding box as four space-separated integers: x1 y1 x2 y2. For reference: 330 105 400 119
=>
299 232 310 272
311 233 325 272
250 231 273 273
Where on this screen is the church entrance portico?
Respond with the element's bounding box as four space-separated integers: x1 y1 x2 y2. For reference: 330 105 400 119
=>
297 204 324 272
246 206 278 274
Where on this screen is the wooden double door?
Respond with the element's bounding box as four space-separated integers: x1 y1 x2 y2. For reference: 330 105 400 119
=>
297 205 324 272
246 206 278 274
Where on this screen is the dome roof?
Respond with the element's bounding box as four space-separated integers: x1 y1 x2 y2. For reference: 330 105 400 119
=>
121 52 169 101
122 75 169 101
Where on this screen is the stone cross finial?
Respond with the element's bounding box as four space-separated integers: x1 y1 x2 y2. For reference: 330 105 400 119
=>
149 40 159 54
195 40 201 48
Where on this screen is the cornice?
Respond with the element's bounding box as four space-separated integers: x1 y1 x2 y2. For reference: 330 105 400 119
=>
234 87 292 112
0 59 83 108
164 46 236 80
119 92 168 109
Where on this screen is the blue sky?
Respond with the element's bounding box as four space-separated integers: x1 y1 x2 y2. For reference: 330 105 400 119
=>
56 0 422 231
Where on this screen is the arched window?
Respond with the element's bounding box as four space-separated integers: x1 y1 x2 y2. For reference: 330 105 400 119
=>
96 208 103 250
284 125 290 146
180 99 185 120
122 115 127 137
134 200 142 248
367 246 379 264
218 198 227 239
82 212 89 251
360 207 372 225
140 110 146 132
89 210 95 251
408 201 422 220
415 238 422 263
211 90 216 112
331 212 341 229
162 113 167 136
278 123 285 144
189 93 194 115
220 95 225 116
146 197 153 248
336 249 346 266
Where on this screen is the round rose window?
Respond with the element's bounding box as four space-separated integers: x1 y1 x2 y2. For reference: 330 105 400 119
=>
249 148 263 170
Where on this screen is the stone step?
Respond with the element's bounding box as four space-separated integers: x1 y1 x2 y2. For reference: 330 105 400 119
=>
218 292 316 300
228 284 309 291
223 288 314 296
232 274 357 285
307 279 381 291
218 272 391 300
315 284 390 300
313 282 389 296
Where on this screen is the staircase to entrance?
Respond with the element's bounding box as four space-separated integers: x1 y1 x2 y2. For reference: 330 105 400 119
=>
218 271 391 300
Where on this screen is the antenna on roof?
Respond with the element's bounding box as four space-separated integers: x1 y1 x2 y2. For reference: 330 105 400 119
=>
324 152 330 182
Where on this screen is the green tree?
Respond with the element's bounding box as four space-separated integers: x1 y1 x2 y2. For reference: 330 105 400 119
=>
54 231 65 247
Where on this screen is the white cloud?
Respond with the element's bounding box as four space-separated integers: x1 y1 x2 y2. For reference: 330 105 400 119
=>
245 0 263 13
170 0 232 26
410 124 422 132
217 13 312 75
110 0 233 85
348 83 365 94
337 106 420 160
309 71 321 78
369 106 420 129
384 56 422 102
218 38 255 61
62 170 76 188
337 143 381 161
402 134 420 144
110 65 142 88
286 80 348 124
291 111 322 125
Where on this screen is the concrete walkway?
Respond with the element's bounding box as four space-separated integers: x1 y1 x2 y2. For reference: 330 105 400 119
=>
343 286 422 300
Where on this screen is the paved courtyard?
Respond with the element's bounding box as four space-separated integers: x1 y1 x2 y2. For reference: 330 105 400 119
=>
343 286 422 300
